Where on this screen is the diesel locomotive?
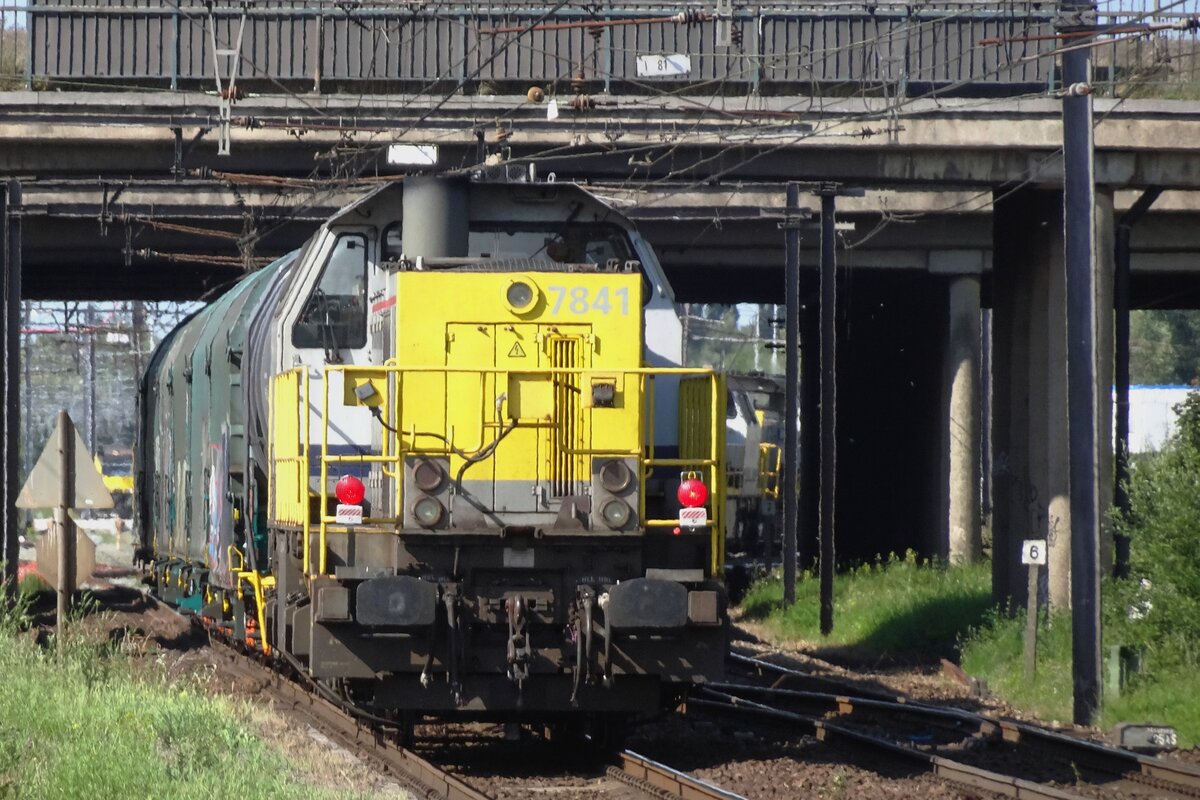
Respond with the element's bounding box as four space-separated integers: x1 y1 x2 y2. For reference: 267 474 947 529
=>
135 176 728 734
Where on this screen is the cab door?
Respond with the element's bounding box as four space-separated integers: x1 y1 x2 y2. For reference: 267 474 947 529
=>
276 226 381 505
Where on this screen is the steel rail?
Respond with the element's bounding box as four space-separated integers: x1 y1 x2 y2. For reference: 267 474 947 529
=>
702 680 991 729
142 592 741 800
616 750 747 800
687 692 1087 800
726 650 916 703
209 638 495 800
723 653 1200 798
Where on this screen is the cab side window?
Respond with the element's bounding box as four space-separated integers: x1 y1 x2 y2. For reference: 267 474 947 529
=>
292 234 368 349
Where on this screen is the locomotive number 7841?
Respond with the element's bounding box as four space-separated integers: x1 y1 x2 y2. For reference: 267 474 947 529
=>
547 285 630 316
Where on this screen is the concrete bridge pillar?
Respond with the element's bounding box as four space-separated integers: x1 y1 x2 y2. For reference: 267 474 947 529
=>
936 262 983 564
991 187 1114 611
992 187 1069 609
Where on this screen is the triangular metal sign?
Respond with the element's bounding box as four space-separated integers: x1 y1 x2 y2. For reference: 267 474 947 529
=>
16 416 114 509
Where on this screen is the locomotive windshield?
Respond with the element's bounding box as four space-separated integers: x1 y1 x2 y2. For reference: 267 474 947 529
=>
293 233 368 350
469 224 634 265
382 222 635 267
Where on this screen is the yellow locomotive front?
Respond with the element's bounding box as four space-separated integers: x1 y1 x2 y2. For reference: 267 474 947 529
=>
267 178 727 727
394 269 655 536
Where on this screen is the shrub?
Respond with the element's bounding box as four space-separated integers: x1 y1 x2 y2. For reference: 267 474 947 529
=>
1109 392 1200 668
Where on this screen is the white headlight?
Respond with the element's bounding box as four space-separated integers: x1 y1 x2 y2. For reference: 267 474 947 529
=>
600 498 631 529
599 460 633 493
412 497 445 528
505 279 538 312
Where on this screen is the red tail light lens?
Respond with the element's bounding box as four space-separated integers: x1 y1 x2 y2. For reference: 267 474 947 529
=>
335 474 366 505
677 477 708 508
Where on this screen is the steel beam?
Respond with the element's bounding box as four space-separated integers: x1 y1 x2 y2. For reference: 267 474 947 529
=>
2 181 20 598
1061 13 1101 727
818 191 837 636
782 184 800 606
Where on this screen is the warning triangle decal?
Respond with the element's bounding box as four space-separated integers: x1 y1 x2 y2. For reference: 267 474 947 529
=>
508 341 526 358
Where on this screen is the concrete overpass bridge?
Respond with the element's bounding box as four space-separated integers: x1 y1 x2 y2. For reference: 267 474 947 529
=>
5 0 1200 616
5 92 1200 303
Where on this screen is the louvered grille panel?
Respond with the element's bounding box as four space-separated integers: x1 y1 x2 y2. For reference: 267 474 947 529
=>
549 337 582 499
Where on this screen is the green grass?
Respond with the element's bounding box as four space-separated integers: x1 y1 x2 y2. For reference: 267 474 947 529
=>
0 598 370 800
961 611 1200 747
740 552 993 663
742 555 1200 746
960 610 1075 723
1106 666 1200 747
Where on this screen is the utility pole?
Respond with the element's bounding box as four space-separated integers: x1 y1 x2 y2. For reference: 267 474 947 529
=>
682 302 691 365
21 301 31 532
753 307 761 373
84 303 97 456
781 184 801 606
2 181 20 598
1061 0 1102 726
817 188 837 636
55 409 76 643
131 301 146 382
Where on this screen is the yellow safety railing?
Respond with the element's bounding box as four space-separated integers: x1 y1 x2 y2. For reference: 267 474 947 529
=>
270 365 726 578
678 374 727 575
226 543 275 654
759 442 782 500
269 368 310 526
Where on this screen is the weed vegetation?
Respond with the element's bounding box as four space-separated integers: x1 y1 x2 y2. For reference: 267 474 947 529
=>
740 552 992 662
0 588 369 800
0 27 25 91
962 394 1200 746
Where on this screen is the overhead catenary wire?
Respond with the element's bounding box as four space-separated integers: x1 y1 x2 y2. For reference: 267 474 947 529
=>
134 249 277 268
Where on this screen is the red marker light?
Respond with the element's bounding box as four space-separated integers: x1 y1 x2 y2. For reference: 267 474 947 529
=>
677 476 708 508
335 474 365 505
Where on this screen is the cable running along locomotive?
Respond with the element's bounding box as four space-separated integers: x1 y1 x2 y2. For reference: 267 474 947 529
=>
136 176 728 736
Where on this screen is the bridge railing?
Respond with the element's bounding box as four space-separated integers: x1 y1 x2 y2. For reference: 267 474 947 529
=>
0 5 25 90
1092 1 1200 97
6 2 1200 98
11 1 1058 96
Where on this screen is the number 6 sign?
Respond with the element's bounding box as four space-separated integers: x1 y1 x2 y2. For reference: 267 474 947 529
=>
1022 539 1048 566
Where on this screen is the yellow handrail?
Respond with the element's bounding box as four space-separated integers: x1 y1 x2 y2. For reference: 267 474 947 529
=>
270 364 726 579
759 442 782 501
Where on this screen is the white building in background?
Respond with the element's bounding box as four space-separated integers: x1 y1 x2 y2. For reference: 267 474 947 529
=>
1125 386 1198 453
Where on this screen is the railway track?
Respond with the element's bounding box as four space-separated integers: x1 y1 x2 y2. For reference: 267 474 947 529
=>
700 653 1200 800
614 751 746 799
173 600 745 799
98 588 1200 799
210 639 492 800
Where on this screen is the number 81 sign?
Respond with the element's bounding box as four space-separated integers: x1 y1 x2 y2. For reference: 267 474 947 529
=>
1022 539 1048 566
